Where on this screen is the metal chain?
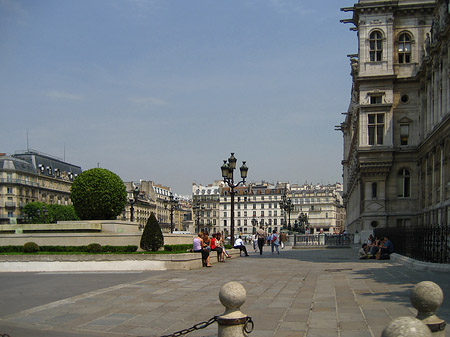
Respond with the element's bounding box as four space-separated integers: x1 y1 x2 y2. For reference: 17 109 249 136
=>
160 315 219 337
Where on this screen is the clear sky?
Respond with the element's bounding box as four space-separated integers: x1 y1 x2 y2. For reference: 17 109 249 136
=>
1 0 357 196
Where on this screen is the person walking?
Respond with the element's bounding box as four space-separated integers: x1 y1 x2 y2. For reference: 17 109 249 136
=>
256 225 266 255
271 229 280 254
280 231 287 249
252 233 258 252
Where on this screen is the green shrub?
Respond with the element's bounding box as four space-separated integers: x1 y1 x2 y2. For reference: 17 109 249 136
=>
140 212 164 252
87 243 102 253
101 245 138 253
23 242 40 253
164 244 193 252
70 168 127 220
224 244 232 249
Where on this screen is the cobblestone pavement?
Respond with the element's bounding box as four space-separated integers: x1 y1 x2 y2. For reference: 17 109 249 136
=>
1 246 449 337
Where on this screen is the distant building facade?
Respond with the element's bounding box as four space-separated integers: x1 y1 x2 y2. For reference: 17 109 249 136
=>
339 0 447 233
191 181 345 237
122 180 191 232
192 182 221 234
290 183 346 234
0 150 82 224
220 182 285 238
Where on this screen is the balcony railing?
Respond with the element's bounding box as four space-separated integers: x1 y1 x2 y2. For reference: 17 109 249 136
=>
4 201 16 208
294 234 353 247
0 178 40 187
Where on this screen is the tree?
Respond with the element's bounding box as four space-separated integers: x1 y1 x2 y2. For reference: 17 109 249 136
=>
70 168 127 220
140 212 164 251
22 202 48 223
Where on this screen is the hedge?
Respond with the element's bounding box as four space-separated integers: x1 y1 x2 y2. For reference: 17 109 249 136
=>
164 244 193 252
0 245 138 253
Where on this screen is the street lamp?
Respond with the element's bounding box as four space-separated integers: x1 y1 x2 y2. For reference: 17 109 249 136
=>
193 201 205 233
130 186 140 222
36 207 48 224
279 194 294 231
221 153 248 246
164 194 178 233
251 217 258 234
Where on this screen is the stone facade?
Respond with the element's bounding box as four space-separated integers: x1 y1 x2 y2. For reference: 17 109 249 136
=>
219 182 285 239
339 0 448 233
192 182 221 234
290 183 346 234
0 150 82 224
122 180 191 232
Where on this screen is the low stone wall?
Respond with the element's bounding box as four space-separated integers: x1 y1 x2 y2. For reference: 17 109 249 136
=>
0 220 195 249
0 249 242 272
391 253 450 272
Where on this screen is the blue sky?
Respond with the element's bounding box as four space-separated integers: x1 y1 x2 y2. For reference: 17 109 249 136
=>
1 0 356 195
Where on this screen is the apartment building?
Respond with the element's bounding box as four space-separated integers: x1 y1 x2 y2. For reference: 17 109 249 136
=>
0 150 82 224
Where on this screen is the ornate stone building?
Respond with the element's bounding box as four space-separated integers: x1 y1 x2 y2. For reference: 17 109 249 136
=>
0 150 82 224
339 0 448 233
218 182 285 238
122 180 191 232
290 183 346 234
416 0 450 226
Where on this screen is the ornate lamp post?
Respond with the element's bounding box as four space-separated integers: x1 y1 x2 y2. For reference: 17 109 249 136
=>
251 217 258 234
279 194 294 230
221 153 248 246
193 201 205 233
36 207 48 224
164 194 178 233
129 186 140 222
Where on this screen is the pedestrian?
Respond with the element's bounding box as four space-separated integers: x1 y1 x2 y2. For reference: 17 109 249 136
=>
280 231 287 249
256 225 266 255
271 229 280 254
252 233 258 252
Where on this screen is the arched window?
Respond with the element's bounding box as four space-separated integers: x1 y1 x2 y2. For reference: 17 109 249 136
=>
369 31 383 62
398 32 412 63
397 169 411 198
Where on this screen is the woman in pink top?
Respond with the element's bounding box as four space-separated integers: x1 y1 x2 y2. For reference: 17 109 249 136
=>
193 232 211 267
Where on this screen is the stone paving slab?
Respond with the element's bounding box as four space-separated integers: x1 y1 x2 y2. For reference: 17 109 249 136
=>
1 246 449 337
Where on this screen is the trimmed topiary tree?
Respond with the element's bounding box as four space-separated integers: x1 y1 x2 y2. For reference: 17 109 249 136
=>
140 212 164 252
70 168 127 220
23 242 40 253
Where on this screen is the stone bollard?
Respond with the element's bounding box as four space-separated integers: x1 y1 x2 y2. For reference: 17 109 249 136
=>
381 316 432 337
410 281 446 336
217 281 252 337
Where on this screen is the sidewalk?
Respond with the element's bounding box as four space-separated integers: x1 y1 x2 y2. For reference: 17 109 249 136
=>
1 245 449 337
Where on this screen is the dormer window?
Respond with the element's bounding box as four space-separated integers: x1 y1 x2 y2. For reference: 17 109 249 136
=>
370 96 382 104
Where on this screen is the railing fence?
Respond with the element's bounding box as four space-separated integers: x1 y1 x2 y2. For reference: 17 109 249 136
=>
374 224 450 264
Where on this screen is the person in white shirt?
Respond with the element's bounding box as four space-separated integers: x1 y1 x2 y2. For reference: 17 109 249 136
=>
233 236 249 256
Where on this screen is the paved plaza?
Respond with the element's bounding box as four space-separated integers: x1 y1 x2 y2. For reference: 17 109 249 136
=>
1 245 449 337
